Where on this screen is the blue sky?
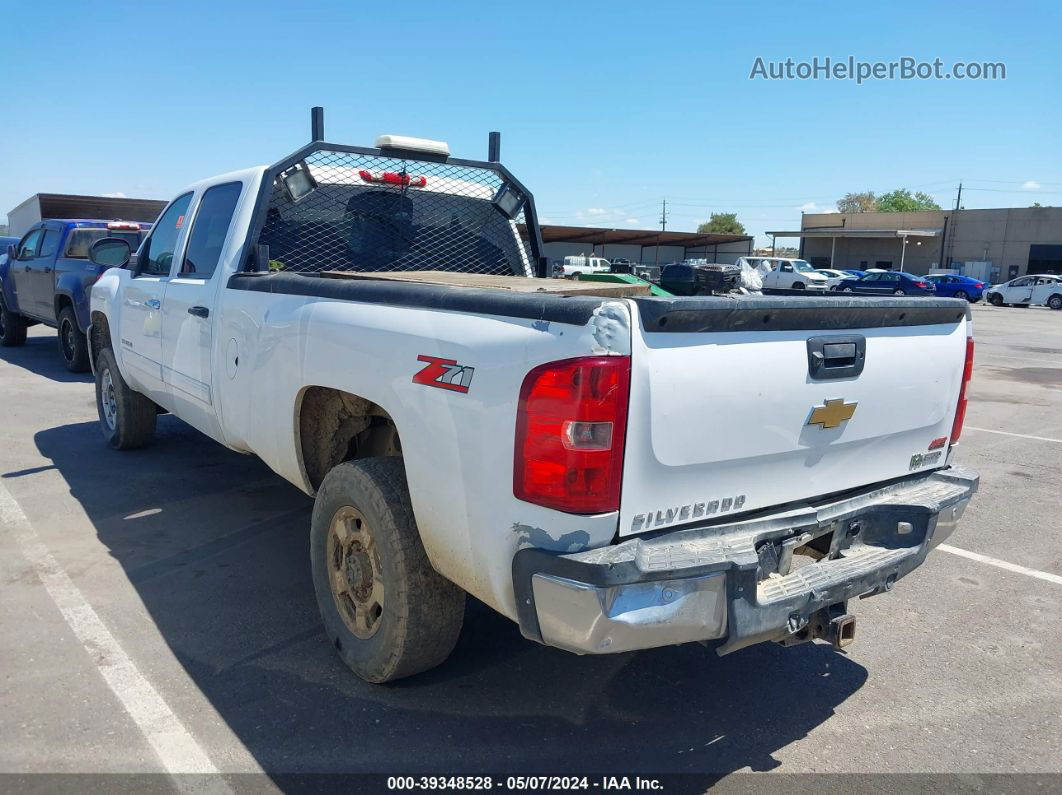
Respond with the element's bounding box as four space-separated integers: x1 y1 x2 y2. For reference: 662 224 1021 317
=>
2 0 1059 244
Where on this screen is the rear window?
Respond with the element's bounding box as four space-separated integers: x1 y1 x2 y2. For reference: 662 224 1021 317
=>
65 228 145 259
258 148 531 277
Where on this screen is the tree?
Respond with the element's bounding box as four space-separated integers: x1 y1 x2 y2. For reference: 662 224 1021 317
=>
697 212 745 235
876 189 942 212
837 191 878 213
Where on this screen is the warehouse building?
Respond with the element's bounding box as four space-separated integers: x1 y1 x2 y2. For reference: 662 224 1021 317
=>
768 206 1062 281
537 224 753 267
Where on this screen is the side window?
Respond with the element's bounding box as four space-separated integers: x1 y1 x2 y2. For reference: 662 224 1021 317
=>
180 182 243 279
38 229 60 259
140 193 193 277
17 229 44 260
779 263 792 272
881 273 900 282
1012 277 1032 287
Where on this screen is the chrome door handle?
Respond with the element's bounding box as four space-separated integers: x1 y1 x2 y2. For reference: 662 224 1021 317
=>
145 298 161 310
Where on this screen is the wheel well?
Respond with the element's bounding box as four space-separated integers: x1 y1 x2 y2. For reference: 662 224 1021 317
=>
54 294 73 323
90 311 112 361
297 386 402 491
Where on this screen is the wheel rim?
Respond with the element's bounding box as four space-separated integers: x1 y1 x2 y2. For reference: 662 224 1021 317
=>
843 287 853 292
1051 297 1062 309
327 505 385 639
101 368 118 431
60 318 76 361
894 289 905 295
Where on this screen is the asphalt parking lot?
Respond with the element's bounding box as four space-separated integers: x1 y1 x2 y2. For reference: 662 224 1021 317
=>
1 303 1060 790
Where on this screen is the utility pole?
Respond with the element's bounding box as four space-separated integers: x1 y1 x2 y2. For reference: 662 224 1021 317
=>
954 182 963 211
654 199 667 268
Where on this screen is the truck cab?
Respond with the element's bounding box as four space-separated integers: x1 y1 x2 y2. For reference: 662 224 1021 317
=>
0 219 151 369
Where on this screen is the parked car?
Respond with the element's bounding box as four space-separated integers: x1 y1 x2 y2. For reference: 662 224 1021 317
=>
984 274 1062 309
923 274 986 302
813 268 858 289
835 271 936 296
737 256 830 290
843 269 868 278
558 254 610 279
87 126 978 683
0 220 151 369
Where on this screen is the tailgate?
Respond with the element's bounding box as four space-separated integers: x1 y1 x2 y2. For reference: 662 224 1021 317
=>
619 296 970 537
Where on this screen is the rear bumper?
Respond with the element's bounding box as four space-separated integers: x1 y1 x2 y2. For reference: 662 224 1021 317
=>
512 466 978 655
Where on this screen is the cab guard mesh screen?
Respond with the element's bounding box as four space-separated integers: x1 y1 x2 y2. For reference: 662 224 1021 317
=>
256 148 534 277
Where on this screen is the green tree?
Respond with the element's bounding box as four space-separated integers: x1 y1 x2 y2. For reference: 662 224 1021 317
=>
697 212 746 235
876 189 942 212
837 191 878 213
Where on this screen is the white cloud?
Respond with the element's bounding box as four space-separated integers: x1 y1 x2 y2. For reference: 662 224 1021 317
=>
1022 180 1040 190
586 207 608 216
102 191 127 198
799 201 821 212
625 218 639 225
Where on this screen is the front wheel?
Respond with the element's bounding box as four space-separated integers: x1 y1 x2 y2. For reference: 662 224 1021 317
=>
0 294 27 347
791 282 805 290
311 458 465 683
58 307 90 372
1047 294 1062 310
988 293 1003 306
842 286 854 293
95 347 157 449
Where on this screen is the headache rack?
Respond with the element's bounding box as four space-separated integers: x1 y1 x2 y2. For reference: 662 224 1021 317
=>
243 110 546 279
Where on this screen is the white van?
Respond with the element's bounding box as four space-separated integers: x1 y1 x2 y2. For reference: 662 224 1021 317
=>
558 255 611 279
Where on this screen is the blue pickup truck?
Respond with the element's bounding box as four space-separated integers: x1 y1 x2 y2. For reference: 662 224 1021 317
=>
0 220 151 370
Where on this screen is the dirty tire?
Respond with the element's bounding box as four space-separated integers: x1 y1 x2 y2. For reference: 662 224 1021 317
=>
95 347 157 450
311 458 465 683
0 294 27 347
58 306 90 372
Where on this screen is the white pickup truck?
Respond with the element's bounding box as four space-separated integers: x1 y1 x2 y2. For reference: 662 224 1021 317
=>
87 128 978 683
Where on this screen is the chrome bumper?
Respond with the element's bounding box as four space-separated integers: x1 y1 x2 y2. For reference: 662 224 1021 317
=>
513 467 978 655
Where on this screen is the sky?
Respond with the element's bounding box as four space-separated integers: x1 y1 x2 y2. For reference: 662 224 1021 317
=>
2 0 1060 245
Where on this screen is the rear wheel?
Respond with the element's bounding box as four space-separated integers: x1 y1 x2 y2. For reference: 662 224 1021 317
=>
893 289 906 296
58 307 90 372
954 290 969 302
311 458 465 683
95 347 157 449
1048 294 1062 310
0 294 27 347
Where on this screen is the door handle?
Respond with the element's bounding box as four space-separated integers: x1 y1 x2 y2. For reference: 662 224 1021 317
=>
145 298 161 310
188 306 210 318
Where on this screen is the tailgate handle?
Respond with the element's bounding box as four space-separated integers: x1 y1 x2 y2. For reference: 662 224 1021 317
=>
807 335 865 380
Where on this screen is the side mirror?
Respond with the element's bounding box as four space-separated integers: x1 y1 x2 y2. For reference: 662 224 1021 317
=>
88 237 132 268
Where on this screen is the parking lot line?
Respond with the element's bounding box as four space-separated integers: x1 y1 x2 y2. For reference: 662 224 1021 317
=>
938 544 1062 586
965 426 1062 444
0 481 230 791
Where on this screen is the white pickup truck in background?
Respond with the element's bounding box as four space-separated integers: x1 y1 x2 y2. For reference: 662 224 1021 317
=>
87 125 978 683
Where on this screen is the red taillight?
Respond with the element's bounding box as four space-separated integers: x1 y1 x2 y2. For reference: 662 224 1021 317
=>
358 170 426 188
950 337 975 444
514 357 631 514
917 281 931 288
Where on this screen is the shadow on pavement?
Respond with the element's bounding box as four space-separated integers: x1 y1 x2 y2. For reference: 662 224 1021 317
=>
31 419 869 779
0 332 92 384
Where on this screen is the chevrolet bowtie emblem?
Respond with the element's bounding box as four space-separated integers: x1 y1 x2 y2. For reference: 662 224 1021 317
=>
808 399 858 429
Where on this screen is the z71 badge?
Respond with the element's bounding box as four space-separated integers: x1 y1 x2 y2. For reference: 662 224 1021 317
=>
413 355 475 394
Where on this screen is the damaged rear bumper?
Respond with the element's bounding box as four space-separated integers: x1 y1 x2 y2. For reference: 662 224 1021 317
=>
512 466 978 655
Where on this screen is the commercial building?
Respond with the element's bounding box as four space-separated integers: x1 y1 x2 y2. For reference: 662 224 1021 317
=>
537 224 752 267
768 206 1062 280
